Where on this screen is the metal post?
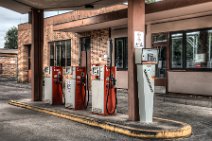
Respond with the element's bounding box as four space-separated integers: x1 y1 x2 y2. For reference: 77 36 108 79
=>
31 9 44 101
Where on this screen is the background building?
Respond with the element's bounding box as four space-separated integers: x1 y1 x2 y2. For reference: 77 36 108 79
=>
0 49 18 81
18 2 212 96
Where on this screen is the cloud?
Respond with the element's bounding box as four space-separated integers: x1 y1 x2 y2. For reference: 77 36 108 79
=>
0 7 70 48
0 7 28 48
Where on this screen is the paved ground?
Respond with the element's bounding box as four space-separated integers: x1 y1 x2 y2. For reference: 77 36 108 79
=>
0 83 212 141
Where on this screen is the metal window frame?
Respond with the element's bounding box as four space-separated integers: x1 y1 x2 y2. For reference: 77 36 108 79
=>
48 39 71 67
115 37 128 71
170 28 212 71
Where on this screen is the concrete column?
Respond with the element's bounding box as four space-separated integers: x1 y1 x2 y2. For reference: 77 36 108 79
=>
146 24 152 48
31 9 44 101
128 0 145 121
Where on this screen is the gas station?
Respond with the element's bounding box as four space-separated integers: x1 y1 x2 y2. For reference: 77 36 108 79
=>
4 0 212 139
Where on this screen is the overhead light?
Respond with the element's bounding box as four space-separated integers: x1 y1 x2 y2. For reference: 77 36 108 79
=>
123 2 128 5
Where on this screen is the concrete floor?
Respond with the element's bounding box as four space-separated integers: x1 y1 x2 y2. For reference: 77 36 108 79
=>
0 83 212 141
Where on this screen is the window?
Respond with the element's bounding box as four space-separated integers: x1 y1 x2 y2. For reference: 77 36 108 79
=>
0 63 2 74
115 38 128 70
80 37 91 51
28 45 31 70
49 40 71 67
50 43 54 66
186 31 201 68
208 30 212 68
171 29 212 70
153 33 168 43
171 33 183 68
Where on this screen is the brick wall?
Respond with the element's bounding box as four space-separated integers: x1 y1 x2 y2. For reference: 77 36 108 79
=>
18 5 116 82
0 55 17 80
18 24 31 82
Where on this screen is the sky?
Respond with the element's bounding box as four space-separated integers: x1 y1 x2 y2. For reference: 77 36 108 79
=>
0 7 69 48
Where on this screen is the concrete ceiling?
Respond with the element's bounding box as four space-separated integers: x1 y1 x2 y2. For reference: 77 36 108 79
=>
54 1 212 32
0 0 127 14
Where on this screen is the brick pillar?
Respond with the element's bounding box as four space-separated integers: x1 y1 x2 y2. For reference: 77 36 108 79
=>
31 9 44 101
128 0 145 121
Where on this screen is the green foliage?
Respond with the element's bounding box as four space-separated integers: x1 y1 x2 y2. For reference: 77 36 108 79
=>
4 26 18 49
146 0 158 4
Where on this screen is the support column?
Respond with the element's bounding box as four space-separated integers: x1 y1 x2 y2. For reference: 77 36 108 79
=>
128 0 145 121
31 9 44 101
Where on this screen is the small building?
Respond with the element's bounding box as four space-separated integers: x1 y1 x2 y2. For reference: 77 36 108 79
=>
18 2 212 96
0 49 18 81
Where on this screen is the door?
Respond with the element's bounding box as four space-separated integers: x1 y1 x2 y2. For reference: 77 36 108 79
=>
152 33 169 93
80 37 91 89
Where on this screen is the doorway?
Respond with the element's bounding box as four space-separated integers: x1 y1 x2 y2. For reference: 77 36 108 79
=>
80 37 91 88
152 33 170 93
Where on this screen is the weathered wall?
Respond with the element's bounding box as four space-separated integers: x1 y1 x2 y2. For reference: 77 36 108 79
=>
18 8 112 82
0 55 17 80
18 24 32 82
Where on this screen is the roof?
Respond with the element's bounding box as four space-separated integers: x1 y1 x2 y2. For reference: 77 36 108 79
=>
0 0 126 14
54 0 212 32
0 49 18 55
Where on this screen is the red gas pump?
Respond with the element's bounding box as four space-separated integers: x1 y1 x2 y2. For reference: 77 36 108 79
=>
43 66 63 105
91 65 116 115
52 66 63 105
64 66 87 110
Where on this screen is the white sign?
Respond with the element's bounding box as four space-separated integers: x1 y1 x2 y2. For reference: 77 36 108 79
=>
195 54 206 63
134 31 144 48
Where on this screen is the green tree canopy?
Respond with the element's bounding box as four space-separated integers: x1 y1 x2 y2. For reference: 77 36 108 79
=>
146 0 158 4
4 26 18 49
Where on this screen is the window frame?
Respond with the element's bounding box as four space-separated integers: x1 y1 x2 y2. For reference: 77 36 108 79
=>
170 28 212 71
49 39 71 67
115 37 128 71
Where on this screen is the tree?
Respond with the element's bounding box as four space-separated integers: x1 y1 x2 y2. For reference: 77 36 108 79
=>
4 27 18 49
146 0 157 4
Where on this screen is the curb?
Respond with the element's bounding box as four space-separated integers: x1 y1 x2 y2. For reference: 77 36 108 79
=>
8 100 192 139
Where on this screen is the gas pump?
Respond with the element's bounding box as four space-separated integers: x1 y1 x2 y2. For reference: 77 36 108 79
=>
137 49 158 122
43 66 63 105
64 66 87 110
91 65 116 115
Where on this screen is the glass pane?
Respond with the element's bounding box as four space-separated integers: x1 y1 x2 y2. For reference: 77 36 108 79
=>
81 37 90 51
66 40 71 66
61 41 66 67
208 30 212 68
115 39 124 69
125 39 128 69
186 31 208 68
56 42 61 66
157 47 166 78
171 33 183 68
153 34 168 43
50 43 54 66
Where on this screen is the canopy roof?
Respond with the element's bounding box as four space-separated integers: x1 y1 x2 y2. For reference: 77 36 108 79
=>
0 0 127 13
1 0 212 14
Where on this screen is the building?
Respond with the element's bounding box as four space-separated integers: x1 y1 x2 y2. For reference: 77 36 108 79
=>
0 49 18 81
18 1 212 96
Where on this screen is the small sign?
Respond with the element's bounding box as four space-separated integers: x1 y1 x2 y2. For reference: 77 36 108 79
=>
134 31 144 48
195 54 206 63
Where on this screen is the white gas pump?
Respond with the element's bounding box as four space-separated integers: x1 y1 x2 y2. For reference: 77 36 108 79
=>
43 67 52 103
137 49 158 123
42 66 63 105
91 65 116 115
64 66 87 110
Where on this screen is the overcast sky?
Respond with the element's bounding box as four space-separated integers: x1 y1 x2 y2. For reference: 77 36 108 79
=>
0 7 69 48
